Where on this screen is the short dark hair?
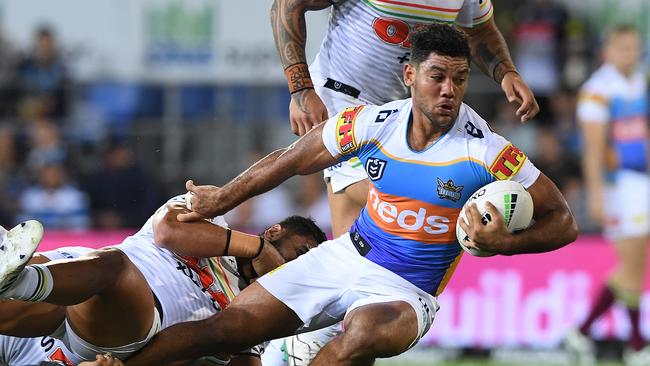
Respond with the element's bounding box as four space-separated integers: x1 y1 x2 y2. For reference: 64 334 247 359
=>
278 215 327 244
603 23 639 44
409 23 471 65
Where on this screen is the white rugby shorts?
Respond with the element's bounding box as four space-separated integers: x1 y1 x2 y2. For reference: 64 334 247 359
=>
605 170 650 240
256 233 438 348
313 75 371 193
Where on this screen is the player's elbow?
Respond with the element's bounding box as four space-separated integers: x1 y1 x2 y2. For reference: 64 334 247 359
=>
556 208 579 248
153 212 181 248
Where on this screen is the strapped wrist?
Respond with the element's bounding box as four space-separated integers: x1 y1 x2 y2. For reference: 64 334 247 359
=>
284 62 314 94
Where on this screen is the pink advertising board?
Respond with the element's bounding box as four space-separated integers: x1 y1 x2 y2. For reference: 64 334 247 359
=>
39 232 649 348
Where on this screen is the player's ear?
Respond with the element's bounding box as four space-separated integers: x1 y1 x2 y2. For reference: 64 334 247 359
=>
403 62 416 86
264 224 283 241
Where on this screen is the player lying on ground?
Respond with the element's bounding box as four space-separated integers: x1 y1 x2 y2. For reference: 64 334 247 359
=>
0 195 326 364
92 23 577 366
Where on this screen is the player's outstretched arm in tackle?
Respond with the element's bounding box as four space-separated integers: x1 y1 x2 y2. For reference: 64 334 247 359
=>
179 122 338 221
271 0 334 135
459 173 579 255
462 17 539 122
152 202 285 279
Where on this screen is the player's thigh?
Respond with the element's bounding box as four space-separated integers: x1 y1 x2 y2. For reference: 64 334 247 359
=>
66 248 155 347
341 301 419 358
0 254 65 336
327 180 368 237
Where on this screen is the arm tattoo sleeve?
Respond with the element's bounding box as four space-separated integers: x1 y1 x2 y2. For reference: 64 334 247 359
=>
464 18 518 83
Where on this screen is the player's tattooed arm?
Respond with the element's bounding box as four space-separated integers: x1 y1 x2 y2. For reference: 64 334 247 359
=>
462 17 515 83
272 0 341 134
179 123 338 221
463 18 539 121
271 0 336 91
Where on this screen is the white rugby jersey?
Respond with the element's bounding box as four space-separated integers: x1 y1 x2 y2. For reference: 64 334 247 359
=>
577 63 649 173
311 0 493 105
115 195 242 330
322 99 539 294
0 334 82 366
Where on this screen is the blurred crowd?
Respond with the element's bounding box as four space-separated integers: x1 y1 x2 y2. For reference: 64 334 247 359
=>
0 0 645 235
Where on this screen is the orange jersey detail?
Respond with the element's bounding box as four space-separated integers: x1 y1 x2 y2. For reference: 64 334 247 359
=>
367 185 460 244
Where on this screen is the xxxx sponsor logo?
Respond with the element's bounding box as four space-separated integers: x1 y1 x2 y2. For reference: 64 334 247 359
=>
490 144 526 180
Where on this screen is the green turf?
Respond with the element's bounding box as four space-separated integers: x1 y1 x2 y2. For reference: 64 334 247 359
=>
377 359 623 366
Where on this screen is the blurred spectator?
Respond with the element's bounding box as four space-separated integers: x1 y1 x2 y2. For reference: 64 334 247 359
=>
0 26 21 118
533 127 580 191
491 99 539 158
17 162 90 229
24 119 67 171
84 142 162 229
512 0 569 124
294 173 331 235
17 26 69 119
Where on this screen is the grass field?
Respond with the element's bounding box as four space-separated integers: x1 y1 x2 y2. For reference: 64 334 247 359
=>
377 360 622 366
373 348 624 366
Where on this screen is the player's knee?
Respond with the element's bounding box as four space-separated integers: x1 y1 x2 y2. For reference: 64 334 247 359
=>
91 248 131 283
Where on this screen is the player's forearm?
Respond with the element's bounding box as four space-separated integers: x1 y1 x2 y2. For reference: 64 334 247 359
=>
271 0 332 93
498 206 578 255
464 18 518 83
155 212 265 258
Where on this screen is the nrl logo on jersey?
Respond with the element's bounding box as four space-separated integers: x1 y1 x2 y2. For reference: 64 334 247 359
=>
365 157 387 181
436 178 463 202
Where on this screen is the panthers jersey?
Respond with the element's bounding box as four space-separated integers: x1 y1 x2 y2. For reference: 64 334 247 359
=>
115 195 242 330
322 99 540 295
0 334 81 366
577 63 648 173
311 0 493 105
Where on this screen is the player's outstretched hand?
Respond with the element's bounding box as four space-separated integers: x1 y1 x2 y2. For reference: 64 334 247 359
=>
501 71 539 123
458 202 512 254
78 353 124 366
289 88 329 136
177 180 222 222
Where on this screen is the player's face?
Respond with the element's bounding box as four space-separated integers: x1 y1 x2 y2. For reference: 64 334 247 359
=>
405 53 469 129
605 31 642 76
272 233 318 262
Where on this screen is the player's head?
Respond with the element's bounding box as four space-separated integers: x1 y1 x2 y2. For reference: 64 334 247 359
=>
262 215 327 261
404 23 471 130
603 24 642 76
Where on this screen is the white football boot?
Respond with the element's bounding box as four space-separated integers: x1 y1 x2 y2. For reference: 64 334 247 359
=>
0 220 44 297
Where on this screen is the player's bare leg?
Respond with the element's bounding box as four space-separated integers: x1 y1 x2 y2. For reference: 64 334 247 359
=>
0 247 156 348
309 301 419 366
327 179 369 238
0 253 65 337
126 281 303 364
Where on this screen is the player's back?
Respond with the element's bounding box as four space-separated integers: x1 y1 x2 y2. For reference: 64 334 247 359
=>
115 196 240 329
311 0 493 105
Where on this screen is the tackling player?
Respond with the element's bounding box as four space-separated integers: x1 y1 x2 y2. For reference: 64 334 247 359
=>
272 2 540 359
115 24 576 365
564 25 650 366
0 195 326 364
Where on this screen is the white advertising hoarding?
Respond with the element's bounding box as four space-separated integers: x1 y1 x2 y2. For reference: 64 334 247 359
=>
0 0 328 83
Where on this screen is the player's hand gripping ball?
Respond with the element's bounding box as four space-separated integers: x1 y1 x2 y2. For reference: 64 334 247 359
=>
456 180 534 257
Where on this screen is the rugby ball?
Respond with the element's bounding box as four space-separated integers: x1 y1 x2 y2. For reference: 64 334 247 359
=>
456 180 534 257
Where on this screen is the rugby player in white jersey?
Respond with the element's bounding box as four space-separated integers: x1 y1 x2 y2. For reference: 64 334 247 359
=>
0 195 326 364
109 24 576 366
272 2 540 360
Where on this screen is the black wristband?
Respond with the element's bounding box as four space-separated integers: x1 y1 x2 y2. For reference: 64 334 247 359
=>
223 228 232 256
253 236 265 258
